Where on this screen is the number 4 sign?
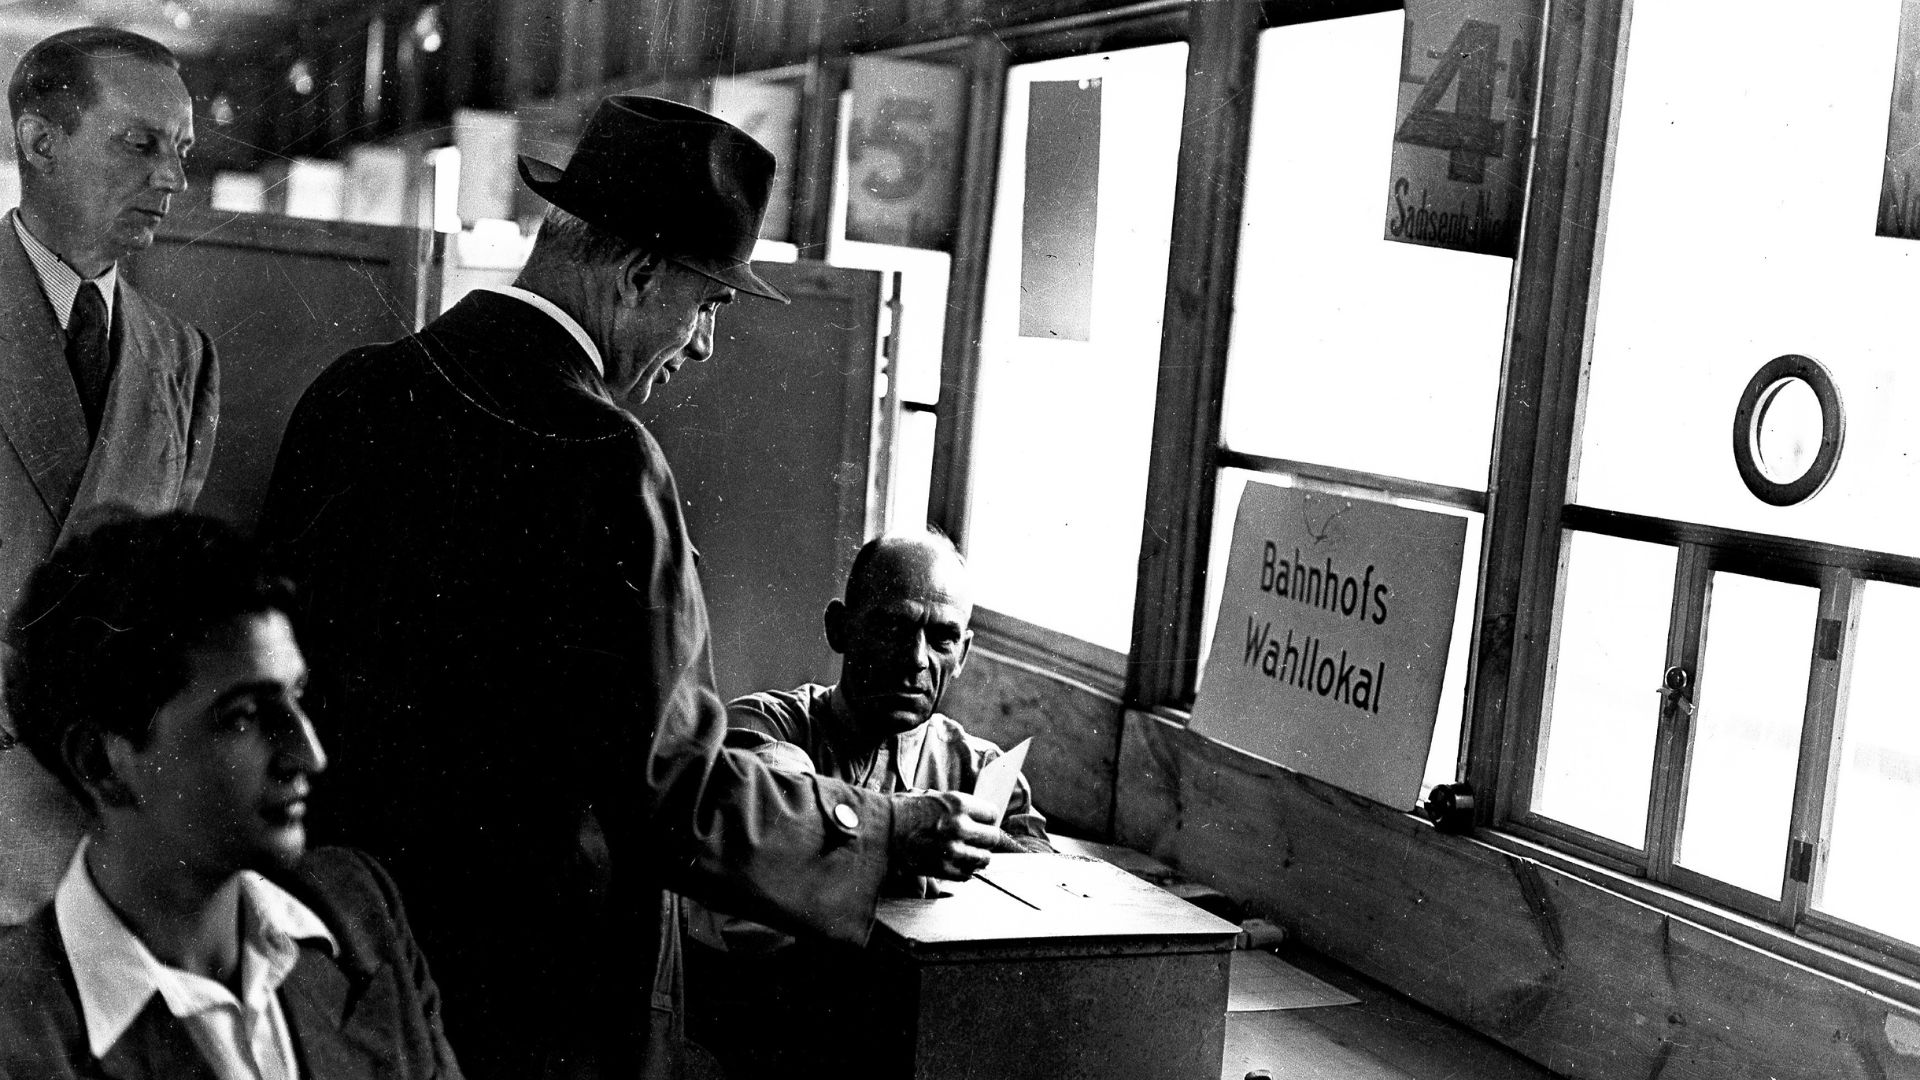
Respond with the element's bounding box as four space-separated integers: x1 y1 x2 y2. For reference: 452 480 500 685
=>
1877 0 1920 240
1384 0 1540 257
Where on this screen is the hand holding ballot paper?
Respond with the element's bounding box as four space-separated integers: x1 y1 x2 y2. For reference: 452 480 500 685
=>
879 736 1040 891
972 737 1034 824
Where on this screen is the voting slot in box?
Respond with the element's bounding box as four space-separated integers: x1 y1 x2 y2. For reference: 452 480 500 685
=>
866 853 1241 1079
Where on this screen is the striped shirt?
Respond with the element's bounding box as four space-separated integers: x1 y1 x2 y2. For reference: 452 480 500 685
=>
10 210 116 330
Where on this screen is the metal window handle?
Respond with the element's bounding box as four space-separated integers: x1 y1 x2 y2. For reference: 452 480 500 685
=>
1658 665 1694 719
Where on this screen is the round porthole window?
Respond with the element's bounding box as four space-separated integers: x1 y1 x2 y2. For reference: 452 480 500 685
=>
1731 354 1843 506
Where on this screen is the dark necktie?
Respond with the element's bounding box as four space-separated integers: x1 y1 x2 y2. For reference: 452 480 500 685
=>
66 282 110 440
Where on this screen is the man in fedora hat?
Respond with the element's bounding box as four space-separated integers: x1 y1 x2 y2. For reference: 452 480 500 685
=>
258 96 1012 1079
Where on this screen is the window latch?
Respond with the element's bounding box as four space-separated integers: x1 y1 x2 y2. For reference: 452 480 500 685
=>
1658 665 1694 720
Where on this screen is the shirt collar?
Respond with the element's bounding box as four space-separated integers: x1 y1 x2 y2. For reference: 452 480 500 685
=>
53 838 336 1059
825 684 929 782
11 209 117 332
473 284 605 378
824 684 863 744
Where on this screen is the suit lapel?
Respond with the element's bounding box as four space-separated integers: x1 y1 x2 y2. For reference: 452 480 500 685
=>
57 281 188 550
95 1000 219 1080
0 224 93 525
278 939 391 1079
86 945 388 1080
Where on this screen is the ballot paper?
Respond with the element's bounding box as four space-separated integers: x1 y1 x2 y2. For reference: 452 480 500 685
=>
973 738 1033 822
1227 950 1358 1012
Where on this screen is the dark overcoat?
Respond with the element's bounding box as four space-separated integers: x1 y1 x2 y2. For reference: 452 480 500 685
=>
257 291 896 1079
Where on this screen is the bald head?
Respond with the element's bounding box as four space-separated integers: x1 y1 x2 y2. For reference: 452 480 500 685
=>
843 532 972 616
828 531 974 741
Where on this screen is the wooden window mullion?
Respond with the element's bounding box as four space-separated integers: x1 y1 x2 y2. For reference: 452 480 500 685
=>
1645 541 1711 884
1782 571 1859 926
1124 0 1259 710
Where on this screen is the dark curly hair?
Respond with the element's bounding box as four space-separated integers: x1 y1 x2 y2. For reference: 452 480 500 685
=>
6 509 297 813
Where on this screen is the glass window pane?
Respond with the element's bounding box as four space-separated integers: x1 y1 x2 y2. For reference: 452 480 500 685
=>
828 91 952 406
1578 0 1920 557
1818 581 1920 943
1533 532 1675 848
1221 12 1507 492
829 242 950 405
1425 513 1479 802
1196 467 1481 799
966 44 1187 650
888 410 936 534
1676 573 1817 899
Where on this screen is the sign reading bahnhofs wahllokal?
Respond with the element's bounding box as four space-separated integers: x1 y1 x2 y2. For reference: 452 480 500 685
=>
1384 0 1539 256
1191 483 1468 809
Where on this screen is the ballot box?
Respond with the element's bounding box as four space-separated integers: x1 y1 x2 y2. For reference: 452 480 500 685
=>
868 853 1240 1079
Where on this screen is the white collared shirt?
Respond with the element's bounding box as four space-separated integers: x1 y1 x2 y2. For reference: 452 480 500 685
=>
472 284 606 377
11 209 116 331
54 839 338 1080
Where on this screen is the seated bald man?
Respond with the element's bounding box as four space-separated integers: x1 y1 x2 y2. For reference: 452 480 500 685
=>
684 529 1047 1075
724 528 1049 860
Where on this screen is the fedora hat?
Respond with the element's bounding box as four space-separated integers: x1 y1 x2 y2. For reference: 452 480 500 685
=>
518 95 789 303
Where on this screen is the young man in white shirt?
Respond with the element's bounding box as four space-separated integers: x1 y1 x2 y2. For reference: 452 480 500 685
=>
0 511 460 1080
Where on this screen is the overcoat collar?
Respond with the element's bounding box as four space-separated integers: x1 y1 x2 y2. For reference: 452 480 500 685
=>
433 289 606 394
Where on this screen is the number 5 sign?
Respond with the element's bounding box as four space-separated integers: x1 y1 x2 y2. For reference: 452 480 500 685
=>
1384 0 1540 257
846 55 966 250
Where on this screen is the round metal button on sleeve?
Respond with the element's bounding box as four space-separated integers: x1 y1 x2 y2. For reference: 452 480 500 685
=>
833 803 861 831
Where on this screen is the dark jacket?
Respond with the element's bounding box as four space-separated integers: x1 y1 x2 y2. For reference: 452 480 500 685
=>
0 847 459 1080
257 291 898 1079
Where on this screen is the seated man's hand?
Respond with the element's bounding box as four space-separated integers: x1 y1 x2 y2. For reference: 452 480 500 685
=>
888 791 1011 881
988 831 1030 854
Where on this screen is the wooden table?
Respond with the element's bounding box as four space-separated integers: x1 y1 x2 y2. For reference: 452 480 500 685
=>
868 853 1241 1079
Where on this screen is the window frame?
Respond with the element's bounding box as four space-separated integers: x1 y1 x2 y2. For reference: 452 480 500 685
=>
919 0 1920 1006
1473 0 1920 977
926 1 1407 694
1510 506 1920 964
926 2 1193 558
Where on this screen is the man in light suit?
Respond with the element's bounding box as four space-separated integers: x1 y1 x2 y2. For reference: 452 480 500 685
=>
260 96 1005 1079
0 27 220 925
0 512 458 1080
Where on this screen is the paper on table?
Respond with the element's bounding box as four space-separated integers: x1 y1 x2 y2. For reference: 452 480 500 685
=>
972 737 1033 821
1228 950 1358 1011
